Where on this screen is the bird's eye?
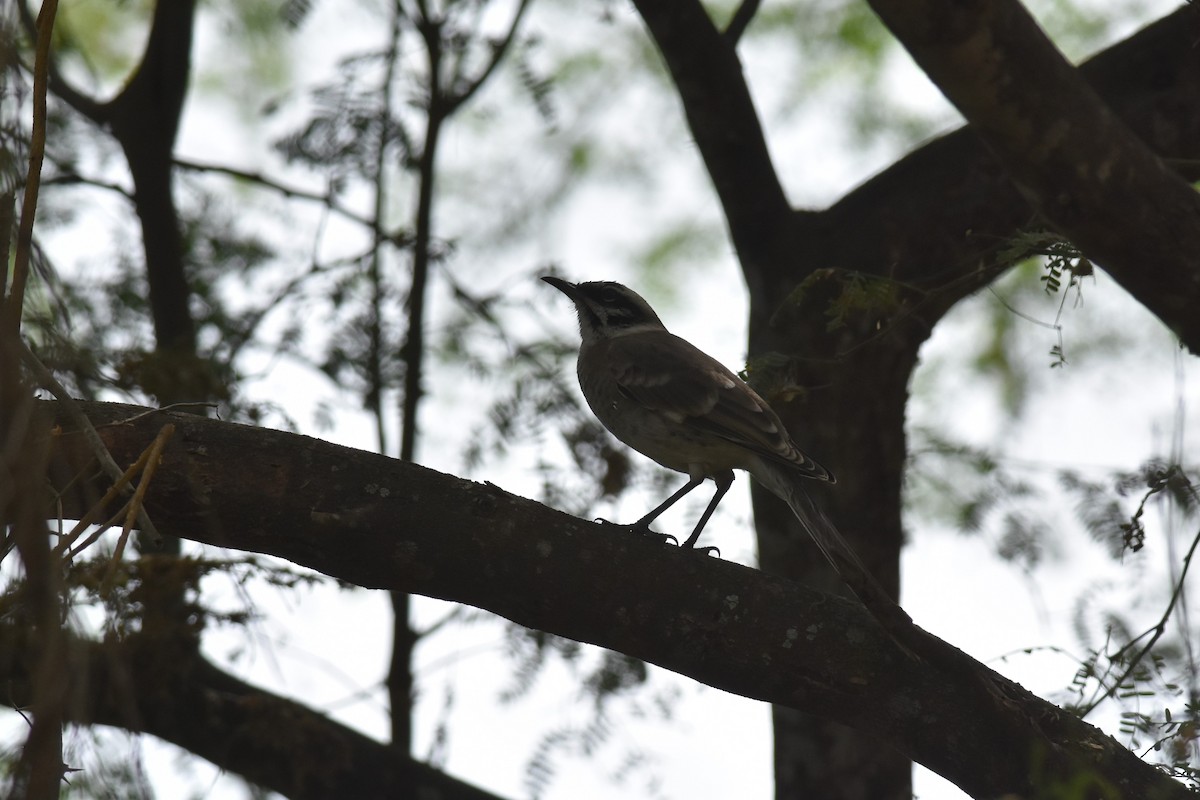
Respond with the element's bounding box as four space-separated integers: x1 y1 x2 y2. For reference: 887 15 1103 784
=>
601 288 619 303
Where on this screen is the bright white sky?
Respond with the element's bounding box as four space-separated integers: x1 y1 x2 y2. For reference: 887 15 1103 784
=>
12 0 1199 798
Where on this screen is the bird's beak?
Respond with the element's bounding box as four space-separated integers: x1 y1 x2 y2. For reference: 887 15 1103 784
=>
541 275 581 302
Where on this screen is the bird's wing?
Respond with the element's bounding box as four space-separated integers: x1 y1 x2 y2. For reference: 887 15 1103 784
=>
604 331 833 482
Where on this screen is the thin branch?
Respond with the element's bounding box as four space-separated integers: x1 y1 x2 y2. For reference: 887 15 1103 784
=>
16 0 107 121
54 440 157 558
17 337 162 546
102 423 175 591
174 157 411 243
985 286 1062 331
6 0 57 335
222 256 363 365
63 501 134 562
723 0 760 45
367 0 406 457
41 173 135 201
444 0 533 114
104 402 219 425
1080 518 1200 717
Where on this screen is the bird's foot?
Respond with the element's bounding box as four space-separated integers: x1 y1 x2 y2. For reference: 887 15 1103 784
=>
594 519 719 556
596 518 679 546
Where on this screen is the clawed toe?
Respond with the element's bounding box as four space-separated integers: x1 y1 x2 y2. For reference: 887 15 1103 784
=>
595 518 679 546
596 519 716 553
592 517 719 554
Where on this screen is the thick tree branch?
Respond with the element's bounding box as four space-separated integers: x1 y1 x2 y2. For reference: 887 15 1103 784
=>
628 0 792 270
0 624 508 800
40 400 1194 800
25 0 200 363
863 0 1200 350
105 0 200 361
632 2 1200 345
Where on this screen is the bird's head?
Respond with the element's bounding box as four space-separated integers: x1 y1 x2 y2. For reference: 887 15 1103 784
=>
541 277 666 341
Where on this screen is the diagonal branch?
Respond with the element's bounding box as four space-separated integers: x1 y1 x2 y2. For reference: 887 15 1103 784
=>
633 3 1200 345
16 0 106 122
723 0 761 45
39 399 1197 800
628 0 792 269
174 156 400 236
865 0 1200 351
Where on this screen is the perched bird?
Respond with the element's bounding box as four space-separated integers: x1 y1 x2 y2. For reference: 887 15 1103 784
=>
542 276 835 554
543 275 918 648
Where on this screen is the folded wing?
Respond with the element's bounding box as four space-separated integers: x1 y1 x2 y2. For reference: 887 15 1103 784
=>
605 330 834 482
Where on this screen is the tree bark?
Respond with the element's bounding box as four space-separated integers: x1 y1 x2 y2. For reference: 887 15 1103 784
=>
1 345 67 799
39 399 1197 800
866 0 1200 350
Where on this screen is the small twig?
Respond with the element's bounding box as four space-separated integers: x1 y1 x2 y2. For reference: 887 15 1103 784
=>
53 440 159 557
986 285 1064 331
64 503 130 561
173 156 411 244
101 424 175 593
41 172 135 201
15 0 106 121
1080 523 1200 717
103 402 218 427
18 337 163 546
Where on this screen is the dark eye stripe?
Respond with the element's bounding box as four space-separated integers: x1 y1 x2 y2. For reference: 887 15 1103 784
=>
576 281 663 330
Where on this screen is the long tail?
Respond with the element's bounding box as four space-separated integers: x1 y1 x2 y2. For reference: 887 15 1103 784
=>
755 464 915 637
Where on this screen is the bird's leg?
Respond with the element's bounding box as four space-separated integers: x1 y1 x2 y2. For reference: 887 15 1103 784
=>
630 475 705 534
605 475 704 545
604 472 732 555
678 470 734 556
596 475 700 542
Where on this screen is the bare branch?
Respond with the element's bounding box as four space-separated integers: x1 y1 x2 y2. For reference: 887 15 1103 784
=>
6 0 56 335
173 157 410 242
723 0 760 45
16 0 107 122
629 0 792 267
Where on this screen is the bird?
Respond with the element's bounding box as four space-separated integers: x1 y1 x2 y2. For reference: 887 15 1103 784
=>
542 275 918 647
542 276 835 555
